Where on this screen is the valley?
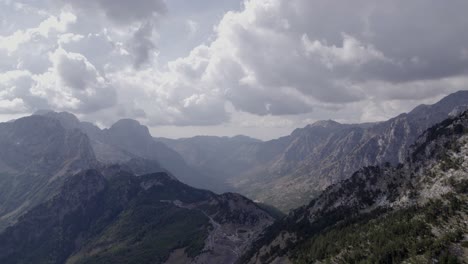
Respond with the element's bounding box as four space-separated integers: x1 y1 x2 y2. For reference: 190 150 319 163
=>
1 1 468 263
0 91 466 263
158 91 468 211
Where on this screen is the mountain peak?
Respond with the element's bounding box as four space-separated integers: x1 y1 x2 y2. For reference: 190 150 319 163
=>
34 110 81 129
111 119 148 132
437 90 468 113
411 90 468 116
308 119 341 128
439 89 468 102
109 119 152 140
33 109 54 115
111 118 143 128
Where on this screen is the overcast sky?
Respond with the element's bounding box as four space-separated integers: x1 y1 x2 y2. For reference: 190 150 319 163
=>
1 0 468 140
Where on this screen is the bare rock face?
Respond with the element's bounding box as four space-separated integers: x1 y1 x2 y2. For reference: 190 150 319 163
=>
0 115 97 230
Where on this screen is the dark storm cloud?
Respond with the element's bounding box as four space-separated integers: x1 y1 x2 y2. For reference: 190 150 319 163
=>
131 22 157 68
288 0 468 83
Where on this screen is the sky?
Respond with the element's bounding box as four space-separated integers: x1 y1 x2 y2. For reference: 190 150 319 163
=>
0 0 468 140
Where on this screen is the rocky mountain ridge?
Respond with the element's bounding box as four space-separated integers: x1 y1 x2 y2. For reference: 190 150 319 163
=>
240 111 468 263
0 167 274 264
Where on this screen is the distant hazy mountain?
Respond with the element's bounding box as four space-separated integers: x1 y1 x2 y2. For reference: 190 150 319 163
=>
0 167 274 264
240 110 468 264
157 135 262 181
159 91 468 211
38 111 229 192
0 115 97 230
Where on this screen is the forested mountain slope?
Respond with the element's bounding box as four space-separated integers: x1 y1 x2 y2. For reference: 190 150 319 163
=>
240 111 468 263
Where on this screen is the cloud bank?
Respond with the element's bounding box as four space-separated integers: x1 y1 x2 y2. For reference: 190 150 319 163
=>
1 0 468 131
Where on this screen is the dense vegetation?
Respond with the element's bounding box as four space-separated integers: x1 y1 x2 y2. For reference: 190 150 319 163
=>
292 193 467 264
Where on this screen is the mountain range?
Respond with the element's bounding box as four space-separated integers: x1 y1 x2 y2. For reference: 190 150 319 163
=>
158 91 468 211
0 111 276 263
0 91 466 263
36 111 229 193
